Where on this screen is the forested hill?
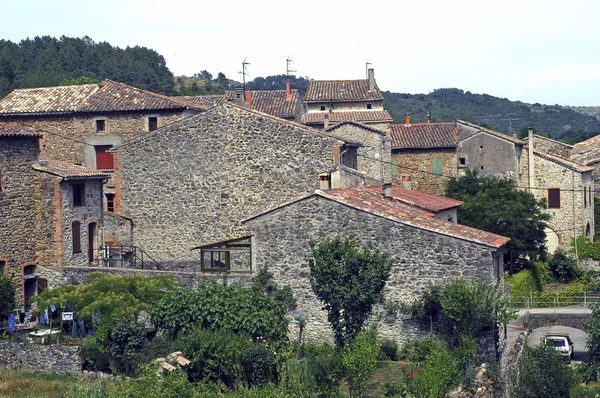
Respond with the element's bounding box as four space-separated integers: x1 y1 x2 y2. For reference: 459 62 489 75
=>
0 36 176 97
383 89 600 144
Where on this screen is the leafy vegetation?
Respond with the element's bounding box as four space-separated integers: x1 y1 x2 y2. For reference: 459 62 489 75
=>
575 234 600 260
342 327 381 397
0 275 16 320
308 235 392 347
582 301 600 383
549 249 579 283
447 170 550 262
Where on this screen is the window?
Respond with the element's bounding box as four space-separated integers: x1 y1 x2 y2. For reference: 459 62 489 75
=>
589 186 593 205
320 105 326 111
366 103 372 110
72 184 85 207
480 145 484 153
96 119 106 133
480 165 485 170
585 186 588 208
548 188 561 209
391 158 397 180
106 193 115 213
197 237 252 273
148 117 158 132
0 260 6 276
72 221 81 253
95 146 114 170
459 157 466 166
432 156 442 176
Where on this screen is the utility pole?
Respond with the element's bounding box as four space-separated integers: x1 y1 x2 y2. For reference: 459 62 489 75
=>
239 58 250 91
286 57 296 77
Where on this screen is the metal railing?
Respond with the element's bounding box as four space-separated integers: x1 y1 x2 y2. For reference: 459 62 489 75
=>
93 245 164 271
508 291 600 309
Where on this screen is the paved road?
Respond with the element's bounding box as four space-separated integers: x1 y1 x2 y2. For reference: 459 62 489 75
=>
528 326 588 362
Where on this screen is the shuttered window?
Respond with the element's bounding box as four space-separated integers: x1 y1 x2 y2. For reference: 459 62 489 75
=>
72 221 81 254
391 158 397 180
95 146 114 170
432 156 442 176
148 117 158 132
548 188 561 209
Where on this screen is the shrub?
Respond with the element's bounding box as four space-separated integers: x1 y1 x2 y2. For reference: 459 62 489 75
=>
342 328 381 397
576 235 600 260
302 343 343 397
239 339 277 388
549 249 578 283
0 276 15 320
413 344 461 398
380 339 399 361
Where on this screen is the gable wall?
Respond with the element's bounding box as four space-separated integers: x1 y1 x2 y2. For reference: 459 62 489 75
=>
392 148 457 195
532 136 572 159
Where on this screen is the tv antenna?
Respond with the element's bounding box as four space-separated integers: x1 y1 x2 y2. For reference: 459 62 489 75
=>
238 58 250 91
365 61 372 79
286 57 297 77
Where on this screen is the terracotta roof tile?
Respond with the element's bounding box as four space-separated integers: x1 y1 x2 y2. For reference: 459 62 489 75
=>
530 148 594 173
305 110 392 124
390 122 458 149
572 134 600 165
304 80 383 102
176 94 229 111
361 184 463 212
0 121 44 137
32 159 109 179
0 79 196 116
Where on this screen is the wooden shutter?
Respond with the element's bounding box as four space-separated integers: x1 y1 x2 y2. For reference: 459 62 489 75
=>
72 221 81 253
548 188 561 209
391 158 397 180
95 146 114 170
432 156 442 176
148 117 158 132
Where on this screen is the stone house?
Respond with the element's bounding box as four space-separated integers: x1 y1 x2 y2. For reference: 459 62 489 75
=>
0 79 202 213
571 134 600 196
457 120 594 252
242 185 508 347
0 122 107 310
111 102 367 271
390 116 459 195
302 69 393 131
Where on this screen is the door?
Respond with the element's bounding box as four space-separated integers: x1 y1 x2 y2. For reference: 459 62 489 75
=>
88 222 97 264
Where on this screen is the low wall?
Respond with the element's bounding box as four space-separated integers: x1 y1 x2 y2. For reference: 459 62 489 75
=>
0 341 82 375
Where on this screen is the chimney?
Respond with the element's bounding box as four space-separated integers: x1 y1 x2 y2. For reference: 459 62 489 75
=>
528 127 535 193
319 173 331 190
405 113 411 126
323 113 330 129
286 80 292 100
426 112 431 124
401 175 413 190
383 182 393 200
245 90 252 108
368 68 375 91
232 83 245 106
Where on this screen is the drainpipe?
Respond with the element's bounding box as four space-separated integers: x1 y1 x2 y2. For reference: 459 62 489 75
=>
528 127 535 193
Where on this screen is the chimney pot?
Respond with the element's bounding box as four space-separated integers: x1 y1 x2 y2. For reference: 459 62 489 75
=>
319 173 331 190
245 90 252 108
286 80 292 97
323 113 330 129
405 113 411 126
383 182 393 200
368 68 375 91
427 112 431 124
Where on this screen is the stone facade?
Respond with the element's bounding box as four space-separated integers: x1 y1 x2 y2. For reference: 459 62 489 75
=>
245 195 504 347
531 135 572 159
113 103 356 270
0 340 82 375
392 148 458 195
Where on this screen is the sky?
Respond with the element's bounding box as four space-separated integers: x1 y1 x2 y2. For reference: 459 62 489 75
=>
3 0 600 106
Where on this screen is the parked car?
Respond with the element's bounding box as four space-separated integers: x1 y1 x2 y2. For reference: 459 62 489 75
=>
544 334 574 361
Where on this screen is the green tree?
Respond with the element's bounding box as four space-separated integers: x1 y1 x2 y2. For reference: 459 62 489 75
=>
59 76 101 85
308 235 392 347
583 301 600 382
447 170 550 262
0 275 16 320
548 249 578 283
515 343 575 397
342 327 381 398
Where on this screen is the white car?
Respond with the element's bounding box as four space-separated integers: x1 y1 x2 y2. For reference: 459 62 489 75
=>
544 334 574 361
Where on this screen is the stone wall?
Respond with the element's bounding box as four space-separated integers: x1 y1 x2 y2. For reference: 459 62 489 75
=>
392 148 457 195
114 104 347 269
306 100 385 113
458 132 522 181
532 135 572 159
0 340 82 375
246 195 503 347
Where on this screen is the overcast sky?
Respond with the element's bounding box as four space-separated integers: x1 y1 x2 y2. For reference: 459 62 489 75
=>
3 0 600 106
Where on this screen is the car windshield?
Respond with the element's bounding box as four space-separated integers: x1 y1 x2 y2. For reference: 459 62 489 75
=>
548 339 566 347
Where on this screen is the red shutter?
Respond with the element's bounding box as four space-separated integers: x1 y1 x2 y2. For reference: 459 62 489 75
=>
95 146 114 170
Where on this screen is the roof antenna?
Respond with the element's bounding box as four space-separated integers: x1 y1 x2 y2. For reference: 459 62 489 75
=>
365 61 372 79
238 58 250 91
286 56 296 78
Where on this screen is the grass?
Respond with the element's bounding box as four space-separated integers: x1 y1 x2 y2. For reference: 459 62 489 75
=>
0 369 115 398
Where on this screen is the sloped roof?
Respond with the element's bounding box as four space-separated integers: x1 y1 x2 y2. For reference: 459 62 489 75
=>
0 121 44 137
305 110 392 125
177 94 230 111
304 80 383 102
32 159 109 179
244 187 509 249
530 148 594 173
324 121 387 135
0 79 197 116
572 134 600 165
361 184 463 212
390 122 458 149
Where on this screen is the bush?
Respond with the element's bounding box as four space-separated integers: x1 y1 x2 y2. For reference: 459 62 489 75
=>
549 249 578 283
576 235 600 260
0 276 15 320
239 339 277 388
380 339 399 361
302 344 343 397
413 344 461 398
342 328 381 397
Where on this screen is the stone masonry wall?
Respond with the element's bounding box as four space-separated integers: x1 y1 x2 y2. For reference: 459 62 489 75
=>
392 148 457 195
458 133 521 181
114 104 345 269
246 195 502 347
0 341 82 375
532 135 572 159
307 101 385 113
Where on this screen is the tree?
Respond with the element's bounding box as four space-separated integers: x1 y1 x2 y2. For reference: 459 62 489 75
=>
515 343 575 397
447 170 550 262
548 249 577 283
0 275 16 320
583 301 600 382
308 235 392 347
59 76 100 86
342 327 380 398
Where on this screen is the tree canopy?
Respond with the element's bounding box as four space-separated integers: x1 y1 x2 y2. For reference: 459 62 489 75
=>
447 170 549 261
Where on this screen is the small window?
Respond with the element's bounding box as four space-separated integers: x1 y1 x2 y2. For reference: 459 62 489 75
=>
366 103 372 110
96 120 106 133
72 184 85 207
432 156 442 176
589 186 593 205
72 221 81 254
0 260 7 276
106 193 115 213
148 117 158 132
481 165 485 170
447 215 454 223
320 105 326 111
459 157 466 165
95 145 114 170
548 188 561 209
480 145 484 153
391 158 397 180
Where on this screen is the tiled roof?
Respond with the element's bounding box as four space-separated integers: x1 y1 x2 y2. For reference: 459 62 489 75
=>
32 159 110 179
361 184 463 212
0 79 196 116
530 148 594 173
458 120 526 145
176 94 229 111
325 121 387 135
305 110 393 124
0 121 44 137
243 187 509 249
390 122 458 149
572 134 600 165
304 80 383 102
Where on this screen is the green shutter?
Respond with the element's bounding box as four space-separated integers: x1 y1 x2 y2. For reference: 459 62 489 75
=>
432 156 442 176
391 158 397 180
